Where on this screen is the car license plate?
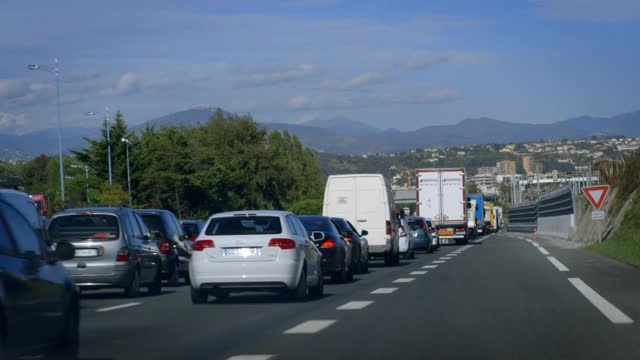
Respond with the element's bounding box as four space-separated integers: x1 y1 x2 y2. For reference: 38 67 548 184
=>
75 248 99 257
224 247 260 257
439 229 453 236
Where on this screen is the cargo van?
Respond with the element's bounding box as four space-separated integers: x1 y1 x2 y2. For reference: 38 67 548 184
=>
323 174 400 266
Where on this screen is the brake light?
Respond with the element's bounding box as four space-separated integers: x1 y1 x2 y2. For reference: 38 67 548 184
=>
456 228 465 233
159 240 171 254
386 220 392 235
188 236 197 241
321 239 337 248
193 239 215 251
344 237 353 243
400 225 406 237
116 247 130 262
430 228 436 234
269 238 296 250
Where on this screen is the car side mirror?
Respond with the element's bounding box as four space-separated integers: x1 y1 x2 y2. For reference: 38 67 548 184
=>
361 229 368 236
55 242 75 261
311 231 325 242
153 231 163 241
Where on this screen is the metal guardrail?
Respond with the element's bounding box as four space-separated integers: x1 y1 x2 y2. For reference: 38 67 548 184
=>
507 185 575 232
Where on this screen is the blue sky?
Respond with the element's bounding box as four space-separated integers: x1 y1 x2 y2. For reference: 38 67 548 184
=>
1 0 639 134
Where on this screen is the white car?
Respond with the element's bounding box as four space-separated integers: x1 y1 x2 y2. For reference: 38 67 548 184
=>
398 215 416 259
189 210 324 304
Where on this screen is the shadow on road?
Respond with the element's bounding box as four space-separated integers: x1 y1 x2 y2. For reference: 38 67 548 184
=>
80 289 177 300
368 260 412 268
203 292 336 305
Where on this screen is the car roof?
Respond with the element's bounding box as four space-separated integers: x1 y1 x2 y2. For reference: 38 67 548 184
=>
135 209 172 214
62 207 125 214
181 219 202 224
210 210 292 218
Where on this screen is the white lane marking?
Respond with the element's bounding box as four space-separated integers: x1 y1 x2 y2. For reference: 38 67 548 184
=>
532 242 540 247
337 301 374 310
371 287 398 294
96 302 141 313
422 265 438 269
393 278 416 283
538 247 550 255
547 256 569 272
569 278 634 324
448 253 459 256
227 356 276 360
410 271 428 275
284 320 337 334
440 257 452 260
432 260 446 264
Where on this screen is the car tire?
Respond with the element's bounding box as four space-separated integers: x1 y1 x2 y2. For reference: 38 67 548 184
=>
290 268 308 302
346 264 354 282
409 250 415 259
44 302 79 360
183 272 191 285
214 290 230 302
363 259 369 273
393 251 400 265
125 269 141 298
168 263 180 287
309 270 324 299
384 250 393 266
191 287 208 304
148 266 163 295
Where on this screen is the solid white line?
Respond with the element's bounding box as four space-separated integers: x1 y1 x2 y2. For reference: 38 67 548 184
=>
410 271 428 275
393 278 416 283
371 287 398 294
432 260 446 264
227 356 276 360
95 302 141 313
538 247 550 255
532 242 540 247
568 278 634 324
422 265 438 269
284 320 337 334
337 301 374 310
547 256 569 272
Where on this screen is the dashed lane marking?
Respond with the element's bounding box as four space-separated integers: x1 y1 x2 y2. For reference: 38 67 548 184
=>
538 247 550 255
569 278 634 324
410 271 428 275
547 256 569 272
96 302 141 313
440 256 453 260
284 320 337 334
422 265 438 269
337 301 374 310
432 260 446 264
371 288 398 294
393 278 416 283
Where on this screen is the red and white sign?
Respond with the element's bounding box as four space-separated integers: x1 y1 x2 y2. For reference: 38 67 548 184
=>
583 185 610 210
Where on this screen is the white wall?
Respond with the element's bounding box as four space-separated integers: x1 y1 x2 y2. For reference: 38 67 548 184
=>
537 214 575 239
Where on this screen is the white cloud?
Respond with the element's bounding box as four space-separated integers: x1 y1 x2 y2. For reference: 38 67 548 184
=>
99 72 140 97
287 89 462 110
322 72 384 90
238 64 319 87
0 112 31 134
0 79 55 108
531 0 640 22
401 52 493 70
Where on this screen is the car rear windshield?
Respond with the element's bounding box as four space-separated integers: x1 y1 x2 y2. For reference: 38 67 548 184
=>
205 216 282 235
139 214 166 235
49 214 120 242
408 220 425 231
331 218 350 233
299 217 337 233
182 223 200 237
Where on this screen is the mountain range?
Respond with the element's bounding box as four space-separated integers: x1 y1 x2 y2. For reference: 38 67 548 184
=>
1 108 639 160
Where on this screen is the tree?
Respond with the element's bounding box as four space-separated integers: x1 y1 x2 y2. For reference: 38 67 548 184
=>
95 181 128 206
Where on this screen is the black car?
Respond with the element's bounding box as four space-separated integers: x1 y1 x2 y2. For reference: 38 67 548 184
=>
0 189 79 359
298 215 353 283
181 219 205 242
331 217 369 274
136 209 191 285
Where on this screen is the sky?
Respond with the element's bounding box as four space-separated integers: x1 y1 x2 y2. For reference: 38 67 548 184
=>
1 0 639 134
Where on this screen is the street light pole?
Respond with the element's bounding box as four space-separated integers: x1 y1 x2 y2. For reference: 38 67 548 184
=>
28 59 65 206
84 108 112 186
122 137 132 208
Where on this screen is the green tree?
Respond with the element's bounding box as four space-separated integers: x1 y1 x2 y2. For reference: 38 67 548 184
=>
95 181 128 206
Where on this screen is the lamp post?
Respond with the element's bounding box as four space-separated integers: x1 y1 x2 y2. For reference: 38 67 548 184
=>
121 137 132 208
84 108 112 186
28 59 65 205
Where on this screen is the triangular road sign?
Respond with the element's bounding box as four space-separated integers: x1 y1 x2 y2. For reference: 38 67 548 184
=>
583 185 610 210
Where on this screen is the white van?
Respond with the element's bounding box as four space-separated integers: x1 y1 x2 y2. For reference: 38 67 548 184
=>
322 174 400 266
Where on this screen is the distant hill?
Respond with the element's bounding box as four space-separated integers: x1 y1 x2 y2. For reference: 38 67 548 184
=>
2 108 640 160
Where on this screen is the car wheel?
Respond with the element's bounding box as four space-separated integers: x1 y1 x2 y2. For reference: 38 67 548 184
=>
168 263 180 287
346 264 354 282
384 250 393 266
393 251 400 265
409 250 415 259
289 268 308 302
191 287 208 304
363 259 369 273
183 271 191 285
125 269 141 298
45 302 79 360
214 289 230 302
148 266 163 295
309 267 324 299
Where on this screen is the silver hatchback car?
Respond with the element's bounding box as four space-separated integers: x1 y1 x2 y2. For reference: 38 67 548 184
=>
48 207 163 297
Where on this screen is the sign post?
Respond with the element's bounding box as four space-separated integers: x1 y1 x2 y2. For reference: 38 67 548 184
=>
583 185 610 221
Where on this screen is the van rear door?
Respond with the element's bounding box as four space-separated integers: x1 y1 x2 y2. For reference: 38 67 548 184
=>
355 176 386 248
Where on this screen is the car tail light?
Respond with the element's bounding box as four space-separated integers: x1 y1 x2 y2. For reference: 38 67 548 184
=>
188 236 197 241
159 240 171 254
193 239 215 251
321 239 337 248
400 225 406 237
269 238 296 250
430 228 436 234
344 237 353 243
386 220 392 235
116 247 130 262
456 228 465 233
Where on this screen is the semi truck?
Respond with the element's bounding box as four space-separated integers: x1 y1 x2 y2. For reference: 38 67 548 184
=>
484 202 495 233
416 168 468 244
467 194 485 236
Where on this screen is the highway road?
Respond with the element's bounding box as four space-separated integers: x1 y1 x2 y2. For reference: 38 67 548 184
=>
75 233 640 360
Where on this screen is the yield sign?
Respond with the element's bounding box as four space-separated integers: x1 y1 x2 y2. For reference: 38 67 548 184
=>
583 185 610 210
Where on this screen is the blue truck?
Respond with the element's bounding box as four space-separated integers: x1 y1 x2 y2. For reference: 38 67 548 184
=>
467 194 485 237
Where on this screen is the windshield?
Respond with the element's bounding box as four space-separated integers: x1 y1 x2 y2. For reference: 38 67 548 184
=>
139 214 166 237
182 223 200 238
49 214 120 242
408 220 425 231
205 216 282 235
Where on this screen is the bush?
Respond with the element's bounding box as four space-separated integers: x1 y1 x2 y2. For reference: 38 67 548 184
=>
287 198 322 215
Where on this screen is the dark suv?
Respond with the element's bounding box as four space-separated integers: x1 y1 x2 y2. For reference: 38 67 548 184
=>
136 209 191 285
0 189 79 359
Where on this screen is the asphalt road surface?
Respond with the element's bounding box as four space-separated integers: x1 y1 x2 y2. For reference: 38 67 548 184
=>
73 233 640 360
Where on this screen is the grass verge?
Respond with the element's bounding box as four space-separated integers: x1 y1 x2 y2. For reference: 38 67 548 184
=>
586 198 640 267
